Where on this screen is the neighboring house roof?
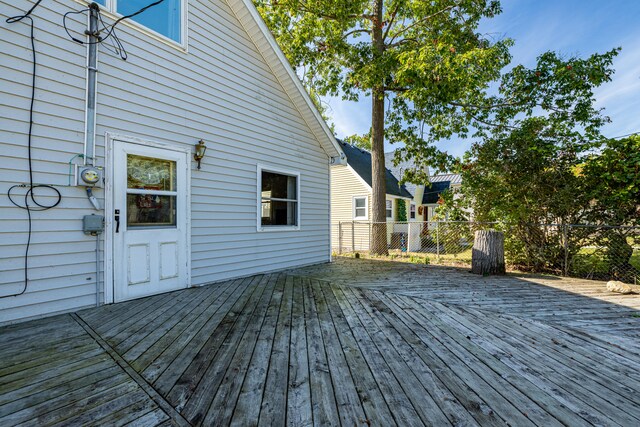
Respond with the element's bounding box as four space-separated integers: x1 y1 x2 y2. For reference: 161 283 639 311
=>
430 173 462 185
384 152 418 196
422 181 452 204
339 141 413 199
229 0 345 164
384 151 462 189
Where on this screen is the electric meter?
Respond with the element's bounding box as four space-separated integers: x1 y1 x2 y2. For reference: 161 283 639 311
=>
81 167 100 184
76 165 103 187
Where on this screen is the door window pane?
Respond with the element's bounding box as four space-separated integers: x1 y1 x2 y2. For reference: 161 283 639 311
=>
118 0 182 42
127 194 176 227
127 154 176 191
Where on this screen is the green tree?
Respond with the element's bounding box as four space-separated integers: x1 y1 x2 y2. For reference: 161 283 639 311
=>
582 135 640 280
582 135 640 227
443 47 628 273
255 0 512 254
343 129 372 151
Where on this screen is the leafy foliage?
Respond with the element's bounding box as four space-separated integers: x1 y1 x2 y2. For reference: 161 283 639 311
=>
396 198 407 221
343 129 372 151
581 135 640 226
256 0 512 170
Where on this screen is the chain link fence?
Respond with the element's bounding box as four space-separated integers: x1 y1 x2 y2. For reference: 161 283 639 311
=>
333 221 640 284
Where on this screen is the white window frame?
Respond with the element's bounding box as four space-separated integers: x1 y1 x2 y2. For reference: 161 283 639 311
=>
410 203 416 219
386 199 393 219
352 196 368 220
81 0 188 50
257 164 301 232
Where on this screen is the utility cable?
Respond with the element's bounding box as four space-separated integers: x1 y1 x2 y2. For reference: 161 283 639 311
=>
63 0 165 60
5 1 62 298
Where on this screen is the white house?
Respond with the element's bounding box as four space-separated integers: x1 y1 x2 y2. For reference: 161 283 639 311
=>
0 0 344 324
331 141 413 251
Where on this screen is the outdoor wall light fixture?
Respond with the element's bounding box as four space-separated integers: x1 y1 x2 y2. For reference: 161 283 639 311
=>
194 139 207 169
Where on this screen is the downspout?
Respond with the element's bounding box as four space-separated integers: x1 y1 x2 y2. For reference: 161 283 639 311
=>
84 3 99 166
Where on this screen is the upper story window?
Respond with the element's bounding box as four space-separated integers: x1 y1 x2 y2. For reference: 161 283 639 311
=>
386 200 393 219
353 196 368 220
93 0 184 44
259 166 299 230
410 203 416 219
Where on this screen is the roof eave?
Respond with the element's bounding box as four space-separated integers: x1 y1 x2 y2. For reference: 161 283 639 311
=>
228 0 346 165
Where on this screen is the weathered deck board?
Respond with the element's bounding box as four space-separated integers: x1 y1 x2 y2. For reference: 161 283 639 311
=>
293 257 640 340
0 315 171 427
256 274 293 427
229 274 283 426
300 277 341 427
2 259 640 426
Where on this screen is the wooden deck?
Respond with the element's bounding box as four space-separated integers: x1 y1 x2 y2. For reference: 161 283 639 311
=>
1 259 639 426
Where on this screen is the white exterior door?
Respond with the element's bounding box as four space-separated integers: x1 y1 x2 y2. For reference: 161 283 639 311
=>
112 140 189 302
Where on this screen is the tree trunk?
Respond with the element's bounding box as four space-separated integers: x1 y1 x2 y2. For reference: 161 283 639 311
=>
369 0 388 255
472 230 506 275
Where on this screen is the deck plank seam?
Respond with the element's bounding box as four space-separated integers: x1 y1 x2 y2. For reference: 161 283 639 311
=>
70 313 191 427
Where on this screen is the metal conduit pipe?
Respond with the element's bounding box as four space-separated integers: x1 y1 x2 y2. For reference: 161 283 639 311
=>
84 3 99 166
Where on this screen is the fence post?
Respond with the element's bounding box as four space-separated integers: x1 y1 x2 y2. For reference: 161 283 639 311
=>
351 221 355 252
407 222 412 253
436 221 440 262
563 224 569 276
338 222 342 255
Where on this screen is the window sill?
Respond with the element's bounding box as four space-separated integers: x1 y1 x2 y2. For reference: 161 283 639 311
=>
257 226 301 232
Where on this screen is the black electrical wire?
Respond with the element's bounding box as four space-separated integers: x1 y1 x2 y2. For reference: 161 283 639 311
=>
63 0 165 60
5 1 62 298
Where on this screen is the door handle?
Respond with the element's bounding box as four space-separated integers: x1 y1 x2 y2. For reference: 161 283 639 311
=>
115 209 120 233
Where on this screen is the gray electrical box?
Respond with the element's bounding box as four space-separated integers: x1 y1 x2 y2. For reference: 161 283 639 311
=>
83 214 104 235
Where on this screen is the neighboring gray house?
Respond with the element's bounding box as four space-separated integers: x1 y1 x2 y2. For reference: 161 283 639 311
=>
0 0 344 324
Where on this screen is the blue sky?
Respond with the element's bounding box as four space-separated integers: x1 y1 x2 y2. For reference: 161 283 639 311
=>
324 0 640 158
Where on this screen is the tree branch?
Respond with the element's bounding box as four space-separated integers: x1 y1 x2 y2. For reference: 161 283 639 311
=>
384 86 410 92
381 3 400 43
295 1 373 21
468 113 518 130
343 29 371 39
387 2 459 46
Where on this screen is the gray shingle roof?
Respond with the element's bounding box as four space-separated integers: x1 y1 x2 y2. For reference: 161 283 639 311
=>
338 141 413 199
384 152 418 196
422 181 451 204
384 151 462 200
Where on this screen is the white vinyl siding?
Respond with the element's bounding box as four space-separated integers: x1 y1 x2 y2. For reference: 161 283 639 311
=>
329 166 371 250
0 0 333 324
